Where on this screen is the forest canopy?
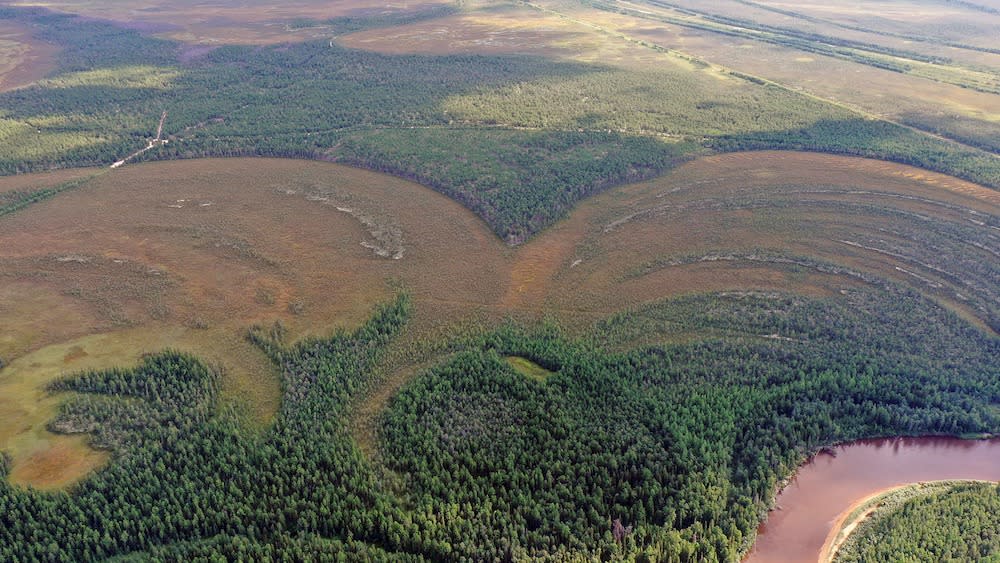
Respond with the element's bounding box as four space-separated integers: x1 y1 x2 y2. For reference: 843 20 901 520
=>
2 283 998 561
1 6 998 241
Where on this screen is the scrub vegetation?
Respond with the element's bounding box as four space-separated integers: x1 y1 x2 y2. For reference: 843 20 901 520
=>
1 0 999 560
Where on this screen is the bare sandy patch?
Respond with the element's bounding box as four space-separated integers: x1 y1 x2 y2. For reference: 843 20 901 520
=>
819 480 997 562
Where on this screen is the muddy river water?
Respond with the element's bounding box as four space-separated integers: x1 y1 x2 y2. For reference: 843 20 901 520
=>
744 436 1000 562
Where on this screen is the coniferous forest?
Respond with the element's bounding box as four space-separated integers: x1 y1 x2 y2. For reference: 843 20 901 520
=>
2 1 999 561
834 482 1000 562
2 285 998 560
2 6 999 241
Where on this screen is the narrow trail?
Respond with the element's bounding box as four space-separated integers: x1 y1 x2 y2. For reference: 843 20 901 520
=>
110 110 168 169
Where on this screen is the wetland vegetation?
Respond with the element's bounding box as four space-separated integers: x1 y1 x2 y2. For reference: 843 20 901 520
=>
3 285 1000 561
1 0 998 560
2 2 999 240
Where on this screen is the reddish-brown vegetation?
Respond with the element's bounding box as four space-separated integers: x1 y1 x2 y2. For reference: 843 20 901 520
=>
0 21 57 91
2 152 997 486
8 0 454 45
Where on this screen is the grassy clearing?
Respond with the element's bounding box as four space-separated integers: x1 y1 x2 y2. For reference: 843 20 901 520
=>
0 20 57 92
6 0 458 45
506 356 557 382
0 336 130 490
0 323 285 489
33 65 179 89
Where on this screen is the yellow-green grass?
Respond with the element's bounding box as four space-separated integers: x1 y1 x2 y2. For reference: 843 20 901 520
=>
506 356 556 382
0 115 112 163
33 65 179 89
0 329 277 490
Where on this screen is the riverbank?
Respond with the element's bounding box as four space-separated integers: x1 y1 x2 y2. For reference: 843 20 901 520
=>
819 480 990 562
743 437 1000 563
824 480 1000 561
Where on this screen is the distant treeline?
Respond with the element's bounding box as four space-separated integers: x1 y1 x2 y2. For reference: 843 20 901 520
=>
1 7 998 242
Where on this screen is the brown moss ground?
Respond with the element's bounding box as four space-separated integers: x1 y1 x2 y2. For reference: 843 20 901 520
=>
7 0 455 45
2 152 997 487
0 21 58 92
569 0 1000 149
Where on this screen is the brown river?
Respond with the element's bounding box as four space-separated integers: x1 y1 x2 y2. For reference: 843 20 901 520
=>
744 437 1000 563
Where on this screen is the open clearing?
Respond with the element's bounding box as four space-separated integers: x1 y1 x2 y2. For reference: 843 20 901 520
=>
538 151 1000 333
617 12 1000 150
0 167 97 196
492 0 1000 151
4 0 455 44
0 20 57 92
337 2 676 66
0 157 508 487
1 152 997 487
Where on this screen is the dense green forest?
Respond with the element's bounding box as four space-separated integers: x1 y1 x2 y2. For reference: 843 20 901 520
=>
1 297 428 561
1 6 998 241
2 4 1000 560
834 482 1000 562
2 281 998 560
